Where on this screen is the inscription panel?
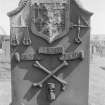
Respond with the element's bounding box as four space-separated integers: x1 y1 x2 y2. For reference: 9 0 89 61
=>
60 51 84 61
38 46 64 54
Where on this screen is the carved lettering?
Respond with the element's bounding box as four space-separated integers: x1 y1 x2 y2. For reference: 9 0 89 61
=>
60 51 84 61
38 46 64 54
20 54 40 61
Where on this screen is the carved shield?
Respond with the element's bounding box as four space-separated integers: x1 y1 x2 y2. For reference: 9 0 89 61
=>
31 0 70 43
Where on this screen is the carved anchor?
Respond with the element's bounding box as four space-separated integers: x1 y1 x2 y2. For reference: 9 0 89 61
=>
33 61 68 90
70 16 89 44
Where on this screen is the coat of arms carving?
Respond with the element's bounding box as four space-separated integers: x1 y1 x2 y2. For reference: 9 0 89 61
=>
31 0 70 43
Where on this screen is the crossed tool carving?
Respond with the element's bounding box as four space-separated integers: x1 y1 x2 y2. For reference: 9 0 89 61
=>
33 60 68 91
70 16 89 44
32 51 84 90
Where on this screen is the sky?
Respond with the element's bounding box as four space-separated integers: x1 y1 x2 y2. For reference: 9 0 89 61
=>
0 0 105 35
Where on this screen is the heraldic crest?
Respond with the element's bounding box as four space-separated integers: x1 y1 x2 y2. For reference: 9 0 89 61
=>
31 0 70 43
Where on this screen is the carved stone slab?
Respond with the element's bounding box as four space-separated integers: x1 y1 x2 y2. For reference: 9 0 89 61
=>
8 0 92 105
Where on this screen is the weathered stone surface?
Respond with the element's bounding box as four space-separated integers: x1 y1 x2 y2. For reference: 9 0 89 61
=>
8 0 92 105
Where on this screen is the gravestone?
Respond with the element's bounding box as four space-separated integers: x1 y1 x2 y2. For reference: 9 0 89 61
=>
7 0 93 105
